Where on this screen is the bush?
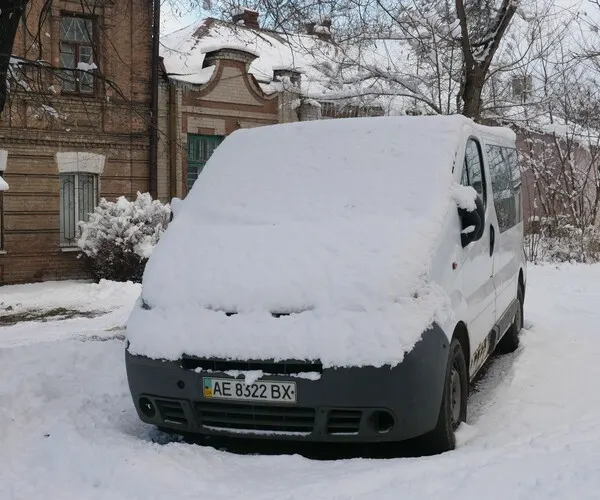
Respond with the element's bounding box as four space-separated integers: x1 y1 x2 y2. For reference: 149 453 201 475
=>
525 217 600 263
78 192 170 282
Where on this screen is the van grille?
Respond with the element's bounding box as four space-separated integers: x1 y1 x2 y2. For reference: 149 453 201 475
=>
156 399 188 425
195 402 315 433
327 409 362 435
181 357 322 375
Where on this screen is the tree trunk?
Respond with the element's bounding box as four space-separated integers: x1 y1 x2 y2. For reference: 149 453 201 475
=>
460 66 485 120
0 0 29 116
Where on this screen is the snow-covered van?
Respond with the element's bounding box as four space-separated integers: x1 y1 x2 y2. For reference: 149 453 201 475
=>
125 115 526 453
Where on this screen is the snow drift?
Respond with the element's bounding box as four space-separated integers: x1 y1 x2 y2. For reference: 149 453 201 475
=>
127 115 470 367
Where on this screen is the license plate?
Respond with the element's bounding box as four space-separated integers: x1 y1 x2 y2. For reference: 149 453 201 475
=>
202 377 297 403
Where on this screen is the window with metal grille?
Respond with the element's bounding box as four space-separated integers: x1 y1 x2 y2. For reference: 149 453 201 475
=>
59 173 98 246
59 15 94 93
187 134 224 192
0 174 4 251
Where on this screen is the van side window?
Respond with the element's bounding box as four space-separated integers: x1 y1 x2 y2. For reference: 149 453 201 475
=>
461 139 486 207
486 145 521 232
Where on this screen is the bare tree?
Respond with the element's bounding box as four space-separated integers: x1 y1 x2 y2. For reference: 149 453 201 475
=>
0 0 30 114
204 0 528 119
519 62 600 262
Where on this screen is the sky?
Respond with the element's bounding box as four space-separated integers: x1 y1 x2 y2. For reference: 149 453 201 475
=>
161 7 200 35
160 0 600 34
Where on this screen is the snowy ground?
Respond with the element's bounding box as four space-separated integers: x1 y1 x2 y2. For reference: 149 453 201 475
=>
0 280 140 348
2 265 600 499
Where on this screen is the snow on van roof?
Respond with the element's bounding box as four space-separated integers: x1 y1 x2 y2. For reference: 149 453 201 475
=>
127 115 490 367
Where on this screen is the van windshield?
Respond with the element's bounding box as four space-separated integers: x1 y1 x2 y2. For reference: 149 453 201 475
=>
181 116 464 226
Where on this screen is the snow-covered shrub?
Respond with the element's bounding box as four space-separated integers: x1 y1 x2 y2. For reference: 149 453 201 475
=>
78 192 170 282
525 218 600 263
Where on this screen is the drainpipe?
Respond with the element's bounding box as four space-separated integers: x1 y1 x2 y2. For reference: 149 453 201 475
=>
168 81 177 199
149 0 160 199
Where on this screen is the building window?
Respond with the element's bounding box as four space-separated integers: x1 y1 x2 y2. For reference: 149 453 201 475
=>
60 15 94 93
0 150 7 252
0 175 5 251
187 134 224 192
60 173 98 246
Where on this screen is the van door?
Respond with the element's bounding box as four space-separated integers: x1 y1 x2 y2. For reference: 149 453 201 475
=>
486 145 523 326
460 138 496 375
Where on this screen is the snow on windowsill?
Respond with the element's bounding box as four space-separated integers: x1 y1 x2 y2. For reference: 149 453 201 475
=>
0 250 7 255
60 246 81 253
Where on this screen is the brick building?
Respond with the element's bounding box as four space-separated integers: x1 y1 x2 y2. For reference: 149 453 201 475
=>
0 0 156 284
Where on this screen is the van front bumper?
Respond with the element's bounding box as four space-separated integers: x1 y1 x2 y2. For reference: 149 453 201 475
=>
125 324 449 443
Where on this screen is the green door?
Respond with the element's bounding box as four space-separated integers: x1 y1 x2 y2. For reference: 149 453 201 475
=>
187 134 224 192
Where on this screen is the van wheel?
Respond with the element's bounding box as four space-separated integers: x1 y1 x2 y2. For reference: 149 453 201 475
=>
419 338 467 455
497 288 524 354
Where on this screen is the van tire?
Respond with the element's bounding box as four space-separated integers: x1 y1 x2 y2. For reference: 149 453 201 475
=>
419 338 468 455
497 288 524 354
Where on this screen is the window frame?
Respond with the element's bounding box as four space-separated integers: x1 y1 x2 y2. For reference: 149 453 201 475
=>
486 144 520 233
186 134 224 192
59 172 99 247
0 174 4 252
59 13 96 95
461 137 488 209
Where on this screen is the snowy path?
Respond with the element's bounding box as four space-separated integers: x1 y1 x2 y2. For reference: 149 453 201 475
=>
2 266 600 499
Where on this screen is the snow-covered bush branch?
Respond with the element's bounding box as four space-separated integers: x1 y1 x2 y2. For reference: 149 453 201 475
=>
78 193 170 283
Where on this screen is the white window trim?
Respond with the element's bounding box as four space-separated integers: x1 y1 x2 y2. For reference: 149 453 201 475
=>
0 150 7 172
0 149 8 193
55 151 105 175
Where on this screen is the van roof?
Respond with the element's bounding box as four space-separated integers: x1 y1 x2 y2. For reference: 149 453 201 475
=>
184 114 507 225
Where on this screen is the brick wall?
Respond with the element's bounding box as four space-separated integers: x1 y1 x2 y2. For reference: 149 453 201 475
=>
0 0 153 284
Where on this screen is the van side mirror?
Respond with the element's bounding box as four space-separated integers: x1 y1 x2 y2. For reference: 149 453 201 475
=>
458 195 485 247
170 197 182 222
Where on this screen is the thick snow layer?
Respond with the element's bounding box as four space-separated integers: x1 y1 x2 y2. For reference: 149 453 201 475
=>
451 184 477 211
3 265 600 499
127 116 470 367
0 174 8 191
160 19 337 94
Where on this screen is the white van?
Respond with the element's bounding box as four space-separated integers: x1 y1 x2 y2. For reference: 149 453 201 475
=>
125 115 526 454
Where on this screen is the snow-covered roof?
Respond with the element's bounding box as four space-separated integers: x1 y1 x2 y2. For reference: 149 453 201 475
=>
160 18 339 96
126 115 476 367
